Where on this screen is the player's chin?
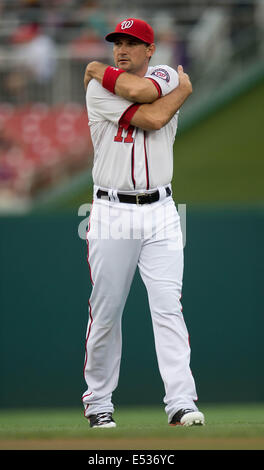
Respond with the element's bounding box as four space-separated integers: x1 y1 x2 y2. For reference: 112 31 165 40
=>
117 60 130 70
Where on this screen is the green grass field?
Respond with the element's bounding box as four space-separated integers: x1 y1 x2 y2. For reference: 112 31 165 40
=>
0 404 263 450
172 79 264 205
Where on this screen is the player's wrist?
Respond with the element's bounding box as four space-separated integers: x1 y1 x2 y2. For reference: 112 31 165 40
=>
102 66 125 94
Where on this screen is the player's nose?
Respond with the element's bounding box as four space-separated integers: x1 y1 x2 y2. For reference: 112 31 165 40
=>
117 42 129 54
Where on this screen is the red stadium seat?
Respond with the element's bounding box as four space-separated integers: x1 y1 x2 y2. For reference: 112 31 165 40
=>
0 103 93 198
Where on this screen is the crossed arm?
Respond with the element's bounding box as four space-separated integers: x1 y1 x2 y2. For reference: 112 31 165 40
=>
84 61 192 131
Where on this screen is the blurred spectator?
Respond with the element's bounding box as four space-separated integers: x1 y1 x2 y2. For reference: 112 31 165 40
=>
255 0 264 29
230 0 256 43
18 0 44 24
151 12 188 70
67 1 111 102
255 0 264 55
4 22 57 103
187 7 232 81
151 13 177 68
68 0 110 61
69 28 109 61
75 0 111 38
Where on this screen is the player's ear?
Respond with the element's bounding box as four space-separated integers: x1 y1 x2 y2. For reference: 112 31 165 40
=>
147 43 155 61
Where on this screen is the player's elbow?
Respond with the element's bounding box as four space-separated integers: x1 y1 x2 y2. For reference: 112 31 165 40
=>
143 115 164 131
147 114 166 130
149 119 163 130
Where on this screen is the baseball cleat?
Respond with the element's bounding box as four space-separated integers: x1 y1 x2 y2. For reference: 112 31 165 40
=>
169 408 205 427
88 412 116 428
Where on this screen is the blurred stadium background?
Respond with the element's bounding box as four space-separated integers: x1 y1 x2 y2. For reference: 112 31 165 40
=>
0 0 263 412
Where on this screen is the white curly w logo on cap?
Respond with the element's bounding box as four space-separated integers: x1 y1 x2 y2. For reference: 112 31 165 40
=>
121 20 134 30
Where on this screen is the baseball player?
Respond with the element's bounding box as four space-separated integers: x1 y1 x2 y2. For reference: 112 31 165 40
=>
82 18 205 428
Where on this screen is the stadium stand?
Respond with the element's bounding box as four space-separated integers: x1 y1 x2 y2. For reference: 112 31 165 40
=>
0 102 93 207
0 1 263 211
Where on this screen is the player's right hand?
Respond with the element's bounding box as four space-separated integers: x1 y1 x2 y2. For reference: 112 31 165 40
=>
177 65 193 96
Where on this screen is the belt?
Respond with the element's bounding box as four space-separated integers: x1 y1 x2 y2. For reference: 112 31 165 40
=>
96 187 171 205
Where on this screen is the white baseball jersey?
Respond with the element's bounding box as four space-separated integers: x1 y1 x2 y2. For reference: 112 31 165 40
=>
86 64 179 192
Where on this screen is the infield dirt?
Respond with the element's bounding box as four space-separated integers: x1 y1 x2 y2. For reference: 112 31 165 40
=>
1 436 264 450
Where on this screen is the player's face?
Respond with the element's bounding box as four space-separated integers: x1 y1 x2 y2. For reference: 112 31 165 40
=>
113 36 155 76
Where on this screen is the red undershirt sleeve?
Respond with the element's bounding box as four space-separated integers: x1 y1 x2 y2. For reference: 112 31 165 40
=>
119 103 141 130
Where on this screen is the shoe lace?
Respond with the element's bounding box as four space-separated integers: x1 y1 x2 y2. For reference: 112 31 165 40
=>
96 412 112 425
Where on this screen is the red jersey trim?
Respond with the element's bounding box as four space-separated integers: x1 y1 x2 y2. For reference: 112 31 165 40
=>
146 77 162 98
143 131 149 190
119 103 140 130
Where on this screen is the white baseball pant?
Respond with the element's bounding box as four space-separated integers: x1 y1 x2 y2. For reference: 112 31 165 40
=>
82 187 198 422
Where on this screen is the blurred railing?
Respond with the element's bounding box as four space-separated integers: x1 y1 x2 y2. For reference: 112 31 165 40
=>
0 25 263 106
0 45 111 105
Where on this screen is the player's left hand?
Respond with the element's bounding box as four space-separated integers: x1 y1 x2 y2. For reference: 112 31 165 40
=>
84 61 108 90
177 65 192 96
84 64 93 90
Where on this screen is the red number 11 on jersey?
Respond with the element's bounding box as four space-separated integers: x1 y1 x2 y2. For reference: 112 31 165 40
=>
114 125 134 143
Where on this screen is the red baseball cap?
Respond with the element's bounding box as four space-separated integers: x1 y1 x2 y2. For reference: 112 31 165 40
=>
105 18 154 44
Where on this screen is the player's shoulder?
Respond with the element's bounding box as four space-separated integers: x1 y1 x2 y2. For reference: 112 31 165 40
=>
86 78 106 97
147 64 178 84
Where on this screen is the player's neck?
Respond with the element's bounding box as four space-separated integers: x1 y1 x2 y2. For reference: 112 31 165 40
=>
134 63 149 77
